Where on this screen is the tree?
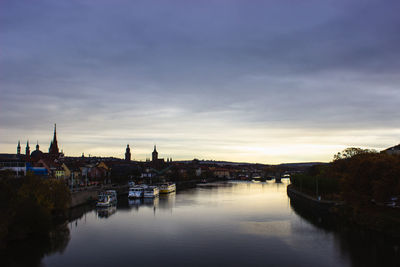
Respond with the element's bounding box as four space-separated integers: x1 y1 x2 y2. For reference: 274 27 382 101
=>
333 147 376 161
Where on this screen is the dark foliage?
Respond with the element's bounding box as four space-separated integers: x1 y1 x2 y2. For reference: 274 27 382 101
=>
291 148 400 207
0 171 71 244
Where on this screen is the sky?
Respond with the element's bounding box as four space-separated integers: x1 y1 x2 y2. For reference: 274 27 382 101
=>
1 0 400 164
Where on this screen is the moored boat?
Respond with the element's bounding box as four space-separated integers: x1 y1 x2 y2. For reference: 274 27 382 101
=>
97 194 112 207
159 182 176 194
144 186 160 198
128 186 145 198
252 175 267 182
106 190 118 203
97 190 117 207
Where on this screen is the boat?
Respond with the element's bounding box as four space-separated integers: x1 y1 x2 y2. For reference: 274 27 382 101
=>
97 194 112 207
144 186 160 198
252 175 267 182
96 190 117 207
128 185 145 198
106 190 118 203
159 182 176 194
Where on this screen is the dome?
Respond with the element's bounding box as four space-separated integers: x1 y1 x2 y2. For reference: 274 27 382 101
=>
31 149 44 159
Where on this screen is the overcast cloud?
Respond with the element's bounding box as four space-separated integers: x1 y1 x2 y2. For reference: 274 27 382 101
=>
1 0 399 163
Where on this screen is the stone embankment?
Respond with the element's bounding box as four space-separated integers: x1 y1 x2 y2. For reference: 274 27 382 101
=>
69 180 225 208
69 185 129 208
70 190 98 208
287 184 343 214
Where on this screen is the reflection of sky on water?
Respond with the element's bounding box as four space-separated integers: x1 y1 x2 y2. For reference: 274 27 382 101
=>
240 220 292 237
43 180 351 267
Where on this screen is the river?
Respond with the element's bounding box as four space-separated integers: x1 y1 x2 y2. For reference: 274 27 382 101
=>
6 180 400 266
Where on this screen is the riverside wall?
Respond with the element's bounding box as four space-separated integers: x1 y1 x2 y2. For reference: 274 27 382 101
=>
286 184 343 214
69 190 98 208
69 185 130 208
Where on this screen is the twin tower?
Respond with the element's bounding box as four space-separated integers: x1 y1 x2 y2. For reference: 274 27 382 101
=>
124 144 158 162
124 144 172 163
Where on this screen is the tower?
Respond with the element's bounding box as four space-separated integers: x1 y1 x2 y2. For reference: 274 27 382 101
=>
25 140 30 159
17 141 21 155
49 123 59 157
125 144 131 161
36 140 40 151
152 145 158 162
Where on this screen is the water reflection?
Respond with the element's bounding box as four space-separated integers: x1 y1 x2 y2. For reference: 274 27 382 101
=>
96 205 117 219
125 194 174 213
290 199 400 267
4 180 400 267
1 224 70 267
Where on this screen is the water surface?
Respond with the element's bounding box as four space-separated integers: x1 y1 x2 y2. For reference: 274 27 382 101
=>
35 180 400 266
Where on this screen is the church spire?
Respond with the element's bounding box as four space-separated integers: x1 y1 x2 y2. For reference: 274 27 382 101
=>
49 123 59 157
53 123 57 143
152 145 158 162
17 140 21 155
25 140 30 159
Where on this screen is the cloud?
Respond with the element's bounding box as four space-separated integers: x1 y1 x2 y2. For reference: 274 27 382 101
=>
1 0 399 162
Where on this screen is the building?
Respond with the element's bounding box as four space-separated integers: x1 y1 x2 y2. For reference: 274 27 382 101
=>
37 158 61 178
25 141 30 161
48 124 60 159
62 162 83 186
0 154 26 176
31 141 44 161
152 145 158 162
15 124 64 163
125 144 131 161
151 145 165 166
213 168 231 179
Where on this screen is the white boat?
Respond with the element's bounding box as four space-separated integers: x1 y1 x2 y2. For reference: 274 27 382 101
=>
128 186 145 198
159 182 176 194
106 190 118 203
97 194 112 207
97 190 118 207
144 186 159 198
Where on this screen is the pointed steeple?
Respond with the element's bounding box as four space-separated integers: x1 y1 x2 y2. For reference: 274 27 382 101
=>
17 140 21 155
49 123 59 157
52 123 58 146
152 145 158 162
25 140 30 158
36 140 39 151
53 123 57 139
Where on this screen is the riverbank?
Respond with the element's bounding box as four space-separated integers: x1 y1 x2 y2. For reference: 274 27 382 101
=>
69 178 227 208
286 184 343 215
287 184 400 239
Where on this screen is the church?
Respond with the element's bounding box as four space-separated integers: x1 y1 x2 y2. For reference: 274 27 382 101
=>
17 124 64 162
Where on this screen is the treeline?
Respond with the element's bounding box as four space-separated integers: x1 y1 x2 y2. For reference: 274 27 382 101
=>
291 148 400 207
0 171 71 245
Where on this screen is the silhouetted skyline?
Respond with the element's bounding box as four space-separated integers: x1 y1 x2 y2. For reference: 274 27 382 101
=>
1 0 399 163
